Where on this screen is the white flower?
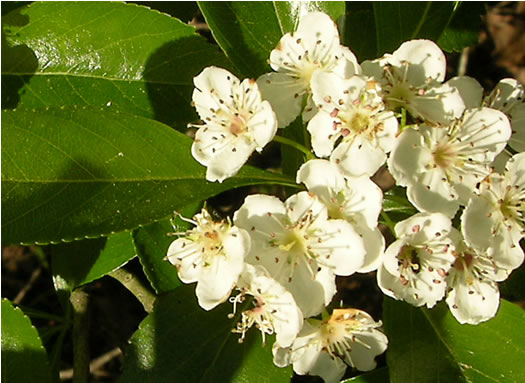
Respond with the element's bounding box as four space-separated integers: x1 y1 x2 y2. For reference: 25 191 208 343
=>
307 73 398 177
191 66 278 182
257 12 360 128
377 213 456 308
230 264 303 347
452 77 525 169
362 39 465 124
166 208 250 311
297 159 385 272
388 108 512 217
462 152 525 272
485 78 525 153
233 192 366 317
273 309 388 383
445 229 504 325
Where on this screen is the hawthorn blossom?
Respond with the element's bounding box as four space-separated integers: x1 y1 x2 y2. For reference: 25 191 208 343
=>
191 66 277 182
166 208 250 311
257 12 360 128
361 39 464 124
377 213 456 308
451 76 525 169
307 73 398 177
388 107 511 217
233 192 366 317
445 229 505 325
461 152 525 272
273 309 388 383
296 159 384 272
230 264 303 347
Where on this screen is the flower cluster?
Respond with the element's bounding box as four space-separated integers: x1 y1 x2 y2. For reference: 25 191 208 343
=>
173 11 524 383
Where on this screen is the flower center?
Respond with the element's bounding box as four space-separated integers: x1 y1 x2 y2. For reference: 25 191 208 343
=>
348 111 370 134
452 252 474 272
279 229 307 257
433 142 457 169
230 113 248 136
397 245 421 276
386 83 413 110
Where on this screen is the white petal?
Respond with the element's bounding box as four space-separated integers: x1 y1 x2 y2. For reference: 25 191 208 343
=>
410 82 465 124
285 191 328 225
256 72 305 128
246 99 278 149
356 226 385 273
192 67 240 120
331 135 387 177
311 72 363 111
345 331 388 371
508 103 525 152
283 260 327 317
192 134 254 183
314 267 338 306
296 159 346 196
392 39 447 83
293 340 347 383
446 279 500 325
377 264 401 300
311 219 366 276
487 78 525 111
341 175 383 229
461 194 496 251
166 239 201 283
446 76 484 109
406 169 460 217
295 12 341 61
387 128 432 186
395 212 452 243
459 108 511 159
307 111 339 157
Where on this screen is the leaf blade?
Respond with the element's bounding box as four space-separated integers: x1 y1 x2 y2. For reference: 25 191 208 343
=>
1 299 54 383
1 107 295 245
384 298 525 383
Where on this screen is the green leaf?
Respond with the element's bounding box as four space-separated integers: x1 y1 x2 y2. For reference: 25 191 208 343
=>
198 1 345 78
384 298 525 383
51 231 137 291
119 285 292 382
1 299 54 383
438 2 485 52
1 107 296 245
133 1 199 22
134 218 185 294
343 367 389 382
344 2 459 61
2 1 233 128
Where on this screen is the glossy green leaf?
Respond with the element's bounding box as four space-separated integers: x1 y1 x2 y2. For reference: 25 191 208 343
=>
343 367 389 382
198 1 345 78
119 285 292 382
133 217 186 294
437 2 485 52
1 107 296 245
384 298 525 383
2 1 233 128
345 2 460 61
1 299 54 383
133 1 199 22
51 231 136 291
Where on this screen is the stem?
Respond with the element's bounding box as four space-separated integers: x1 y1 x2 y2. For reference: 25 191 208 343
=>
109 268 156 313
70 288 90 383
273 135 315 161
380 211 396 237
